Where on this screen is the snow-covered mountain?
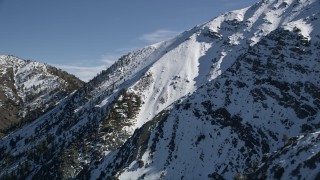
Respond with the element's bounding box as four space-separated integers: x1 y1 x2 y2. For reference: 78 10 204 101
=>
0 0 319 179
248 130 320 179
0 55 84 138
94 22 320 179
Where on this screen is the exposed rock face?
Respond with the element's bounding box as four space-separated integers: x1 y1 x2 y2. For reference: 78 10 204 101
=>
0 0 319 179
94 23 320 179
248 131 320 180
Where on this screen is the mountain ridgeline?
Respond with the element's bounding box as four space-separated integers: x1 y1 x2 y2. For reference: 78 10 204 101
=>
0 0 320 179
0 55 84 138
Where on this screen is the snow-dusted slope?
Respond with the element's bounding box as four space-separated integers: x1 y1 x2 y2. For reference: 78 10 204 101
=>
248 130 320 179
92 16 320 178
0 0 319 179
90 0 320 179
0 55 84 137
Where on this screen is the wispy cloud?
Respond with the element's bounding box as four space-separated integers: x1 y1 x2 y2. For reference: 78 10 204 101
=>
51 54 119 82
53 64 107 82
51 48 137 82
139 30 180 43
100 47 139 65
52 30 177 82
50 30 179 81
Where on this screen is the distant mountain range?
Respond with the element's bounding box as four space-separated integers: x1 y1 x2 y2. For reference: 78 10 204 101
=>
0 55 84 138
0 0 319 179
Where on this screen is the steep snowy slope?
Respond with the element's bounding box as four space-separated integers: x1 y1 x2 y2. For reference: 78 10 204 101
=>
0 55 84 137
89 0 320 179
248 130 320 179
0 0 319 179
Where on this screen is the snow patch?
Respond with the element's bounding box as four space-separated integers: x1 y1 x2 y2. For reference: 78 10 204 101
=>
283 19 313 39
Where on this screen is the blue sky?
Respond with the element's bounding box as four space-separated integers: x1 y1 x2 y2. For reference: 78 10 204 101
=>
0 0 258 81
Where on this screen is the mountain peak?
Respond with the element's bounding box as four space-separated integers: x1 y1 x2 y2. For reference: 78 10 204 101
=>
0 0 319 179
0 55 84 137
